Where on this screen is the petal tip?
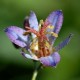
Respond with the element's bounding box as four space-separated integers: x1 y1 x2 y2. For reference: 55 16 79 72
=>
4 28 8 32
56 10 63 15
69 33 74 37
30 10 35 16
40 53 60 67
51 52 60 64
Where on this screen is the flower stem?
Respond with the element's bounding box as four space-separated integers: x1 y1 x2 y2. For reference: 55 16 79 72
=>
31 61 42 80
32 69 38 80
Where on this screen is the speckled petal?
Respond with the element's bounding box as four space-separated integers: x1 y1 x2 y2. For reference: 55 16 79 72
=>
29 11 38 38
55 34 73 51
40 52 60 67
45 10 63 44
20 51 39 60
4 26 30 48
51 52 60 64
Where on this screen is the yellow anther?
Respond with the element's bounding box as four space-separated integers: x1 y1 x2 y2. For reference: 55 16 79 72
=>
40 20 44 25
23 32 30 35
39 24 41 29
46 31 58 38
30 38 38 53
39 20 44 29
48 25 54 29
31 43 38 50
51 32 58 37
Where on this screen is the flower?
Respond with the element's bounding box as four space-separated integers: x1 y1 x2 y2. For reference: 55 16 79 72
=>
4 10 73 67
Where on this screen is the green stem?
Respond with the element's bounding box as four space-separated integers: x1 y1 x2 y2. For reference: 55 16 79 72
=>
32 69 38 80
31 62 42 80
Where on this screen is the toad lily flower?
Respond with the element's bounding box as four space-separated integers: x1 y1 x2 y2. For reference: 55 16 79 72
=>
4 10 73 67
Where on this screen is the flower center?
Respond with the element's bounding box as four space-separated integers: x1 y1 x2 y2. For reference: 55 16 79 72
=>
30 37 51 58
24 20 57 58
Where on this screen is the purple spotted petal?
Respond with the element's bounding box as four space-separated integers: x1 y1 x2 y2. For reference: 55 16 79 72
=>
51 52 60 64
29 11 38 38
45 10 63 44
55 34 73 51
21 51 34 59
12 43 20 49
40 52 60 67
20 51 39 60
4 26 30 48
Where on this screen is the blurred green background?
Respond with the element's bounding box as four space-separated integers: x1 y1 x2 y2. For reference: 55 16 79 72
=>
0 0 80 80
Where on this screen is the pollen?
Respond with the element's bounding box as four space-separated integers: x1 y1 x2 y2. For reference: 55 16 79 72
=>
51 32 58 37
47 25 54 29
39 20 44 29
30 38 38 53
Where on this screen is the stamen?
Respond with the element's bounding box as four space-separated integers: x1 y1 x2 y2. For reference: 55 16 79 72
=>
23 32 30 35
46 32 58 38
47 25 54 29
40 22 49 33
25 27 40 37
24 20 54 58
51 32 58 37
40 20 44 25
39 20 44 29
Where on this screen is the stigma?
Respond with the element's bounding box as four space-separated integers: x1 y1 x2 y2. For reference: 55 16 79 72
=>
23 20 57 58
